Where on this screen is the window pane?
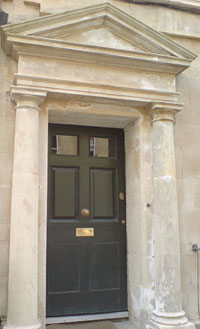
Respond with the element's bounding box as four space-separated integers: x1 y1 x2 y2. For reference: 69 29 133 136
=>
52 135 78 156
90 137 116 158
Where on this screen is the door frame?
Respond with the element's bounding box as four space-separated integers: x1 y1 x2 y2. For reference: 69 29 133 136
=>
46 124 128 319
37 100 154 327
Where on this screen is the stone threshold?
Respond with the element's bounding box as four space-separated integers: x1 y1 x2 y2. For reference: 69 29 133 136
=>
46 312 129 325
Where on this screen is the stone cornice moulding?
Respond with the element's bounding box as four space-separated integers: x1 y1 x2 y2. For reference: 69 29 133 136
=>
0 3 196 76
163 31 200 41
24 0 41 8
10 84 178 107
13 74 179 105
4 34 194 75
132 0 200 13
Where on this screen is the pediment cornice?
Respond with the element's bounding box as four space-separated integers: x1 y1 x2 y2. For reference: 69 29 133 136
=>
5 33 194 75
0 2 196 75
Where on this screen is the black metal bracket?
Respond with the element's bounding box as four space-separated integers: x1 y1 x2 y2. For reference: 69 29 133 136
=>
0 11 8 26
192 244 200 252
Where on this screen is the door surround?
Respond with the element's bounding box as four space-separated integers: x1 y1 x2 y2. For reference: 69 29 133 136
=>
5 84 190 329
1 3 196 329
42 99 153 327
36 96 181 329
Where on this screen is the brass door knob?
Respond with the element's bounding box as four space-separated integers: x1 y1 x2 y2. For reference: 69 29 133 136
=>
81 209 90 217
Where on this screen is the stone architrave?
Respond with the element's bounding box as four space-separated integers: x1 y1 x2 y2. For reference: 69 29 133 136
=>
149 102 195 329
4 90 46 329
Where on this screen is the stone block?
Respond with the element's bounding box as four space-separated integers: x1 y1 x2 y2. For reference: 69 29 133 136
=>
0 241 9 275
0 153 13 187
182 283 199 321
130 4 163 30
0 224 10 241
1 0 39 23
0 275 8 316
0 120 15 153
177 75 189 105
41 0 107 13
180 254 197 286
0 186 11 224
182 125 200 178
188 78 200 106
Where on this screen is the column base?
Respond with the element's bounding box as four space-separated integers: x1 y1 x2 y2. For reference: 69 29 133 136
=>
3 322 41 329
147 318 195 329
194 319 200 329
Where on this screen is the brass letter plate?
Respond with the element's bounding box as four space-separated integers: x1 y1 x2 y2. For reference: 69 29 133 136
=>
76 228 94 237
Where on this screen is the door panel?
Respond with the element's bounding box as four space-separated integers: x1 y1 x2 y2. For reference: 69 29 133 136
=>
53 167 79 219
48 243 81 293
90 242 119 290
90 168 116 219
47 124 127 317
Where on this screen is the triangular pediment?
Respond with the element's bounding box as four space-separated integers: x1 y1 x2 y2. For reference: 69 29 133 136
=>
1 2 196 61
60 27 144 52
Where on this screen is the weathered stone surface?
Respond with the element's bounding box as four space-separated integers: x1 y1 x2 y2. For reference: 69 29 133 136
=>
0 1 200 329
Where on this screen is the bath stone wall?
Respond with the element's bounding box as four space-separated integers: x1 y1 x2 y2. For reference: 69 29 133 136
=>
40 0 129 14
0 37 17 317
1 0 40 23
129 5 200 35
170 36 200 322
39 0 200 37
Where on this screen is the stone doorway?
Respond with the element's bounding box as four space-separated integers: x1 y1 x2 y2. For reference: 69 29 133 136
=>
0 3 196 329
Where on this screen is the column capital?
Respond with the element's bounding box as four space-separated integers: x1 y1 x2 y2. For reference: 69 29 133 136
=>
11 87 47 112
148 102 183 122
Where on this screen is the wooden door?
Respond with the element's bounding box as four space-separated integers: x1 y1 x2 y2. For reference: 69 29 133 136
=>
47 124 127 317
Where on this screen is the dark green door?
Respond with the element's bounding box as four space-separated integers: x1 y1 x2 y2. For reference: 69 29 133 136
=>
47 124 127 317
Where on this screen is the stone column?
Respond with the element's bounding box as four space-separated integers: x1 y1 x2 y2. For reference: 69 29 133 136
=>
4 90 46 329
149 102 194 329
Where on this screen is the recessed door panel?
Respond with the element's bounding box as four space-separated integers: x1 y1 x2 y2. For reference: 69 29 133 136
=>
90 242 119 290
90 168 116 219
48 243 80 293
53 167 79 219
47 124 127 317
